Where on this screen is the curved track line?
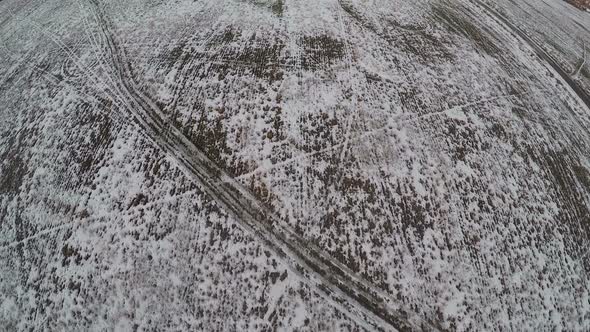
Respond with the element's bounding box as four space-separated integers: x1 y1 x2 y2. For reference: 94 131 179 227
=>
86 1 441 330
235 88 546 180
472 0 590 112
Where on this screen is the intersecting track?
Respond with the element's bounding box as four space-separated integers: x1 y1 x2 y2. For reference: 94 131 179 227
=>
83 1 441 331
472 0 590 111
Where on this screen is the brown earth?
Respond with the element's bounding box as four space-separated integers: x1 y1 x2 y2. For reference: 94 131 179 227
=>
566 0 590 10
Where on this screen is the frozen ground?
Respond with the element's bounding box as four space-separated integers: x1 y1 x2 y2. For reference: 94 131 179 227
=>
1 0 589 330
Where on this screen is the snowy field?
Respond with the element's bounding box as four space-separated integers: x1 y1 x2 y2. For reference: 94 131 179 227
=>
1 0 589 330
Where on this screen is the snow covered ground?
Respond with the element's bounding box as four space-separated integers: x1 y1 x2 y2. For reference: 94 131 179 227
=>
1 0 589 330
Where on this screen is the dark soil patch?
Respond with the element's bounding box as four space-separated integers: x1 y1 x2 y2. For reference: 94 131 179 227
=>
300 35 345 70
0 137 28 196
236 39 285 82
432 3 501 57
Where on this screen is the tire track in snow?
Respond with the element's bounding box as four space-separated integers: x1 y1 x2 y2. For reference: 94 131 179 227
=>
0 189 199 252
87 1 437 331
473 0 590 112
235 88 547 180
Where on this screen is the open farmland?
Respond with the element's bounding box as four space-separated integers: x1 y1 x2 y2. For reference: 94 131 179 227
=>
1 0 589 330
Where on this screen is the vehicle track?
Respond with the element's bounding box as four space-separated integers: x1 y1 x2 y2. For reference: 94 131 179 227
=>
472 0 590 111
86 1 440 331
235 87 549 181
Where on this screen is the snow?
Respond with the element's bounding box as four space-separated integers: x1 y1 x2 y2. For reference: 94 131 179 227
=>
1 0 590 330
